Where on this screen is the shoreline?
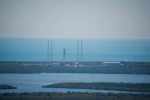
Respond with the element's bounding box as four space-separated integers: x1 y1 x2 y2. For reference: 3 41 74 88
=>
0 61 150 74
42 82 150 92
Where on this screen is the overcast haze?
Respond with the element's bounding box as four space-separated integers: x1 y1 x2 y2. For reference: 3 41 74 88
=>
0 0 150 39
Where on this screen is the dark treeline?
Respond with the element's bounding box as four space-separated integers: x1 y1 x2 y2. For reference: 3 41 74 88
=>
42 82 150 92
0 85 17 89
0 65 150 74
0 61 150 74
0 92 150 100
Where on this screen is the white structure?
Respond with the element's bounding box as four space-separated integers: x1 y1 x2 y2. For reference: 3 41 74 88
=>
102 62 120 66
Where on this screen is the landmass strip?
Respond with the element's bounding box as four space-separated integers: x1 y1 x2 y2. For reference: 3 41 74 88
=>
0 61 150 74
0 85 17 89
42 82 150 92
0 92 150 100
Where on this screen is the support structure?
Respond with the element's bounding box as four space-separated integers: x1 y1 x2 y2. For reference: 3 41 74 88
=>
76 40 79 62
80 40 83 61
47 40 49 62
63 49 66 63
50 40 53 62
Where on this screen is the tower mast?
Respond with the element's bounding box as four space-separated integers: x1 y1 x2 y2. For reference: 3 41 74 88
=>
77 40 79 61
80 40 83 61
63 49 66 63
47 40 49 62
50 40 53 62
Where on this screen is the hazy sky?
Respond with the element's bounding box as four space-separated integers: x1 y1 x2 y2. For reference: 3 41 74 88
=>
0 0 150 39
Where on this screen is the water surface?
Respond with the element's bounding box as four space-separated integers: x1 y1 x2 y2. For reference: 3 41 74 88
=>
0 73 150 93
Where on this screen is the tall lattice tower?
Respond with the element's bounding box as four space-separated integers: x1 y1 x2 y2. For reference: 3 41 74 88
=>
50 40 53 62
76 40 79 62
80 40 83 61
47 40 49 62
63 49 66 63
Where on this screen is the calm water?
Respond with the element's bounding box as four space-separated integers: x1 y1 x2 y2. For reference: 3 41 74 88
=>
0 73 150 93
0 38 150 61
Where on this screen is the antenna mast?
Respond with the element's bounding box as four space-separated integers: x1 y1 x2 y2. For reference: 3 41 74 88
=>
50 40 53 62
47 40 49 62
63 49 66 63
77 40 79 61
80 40 83 61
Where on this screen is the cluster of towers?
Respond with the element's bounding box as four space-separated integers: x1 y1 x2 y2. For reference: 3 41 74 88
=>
47 40 83 62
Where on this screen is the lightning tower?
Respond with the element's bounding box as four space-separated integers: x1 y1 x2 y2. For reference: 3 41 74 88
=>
76 40 79 61
63 49 66 63
47 40 49 62
50 40 53 62
80 40 83 61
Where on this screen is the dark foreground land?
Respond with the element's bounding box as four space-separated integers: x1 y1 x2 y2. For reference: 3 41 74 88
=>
43 82 150 92
0 85 17 89
0 92 150 100
0 61 150 74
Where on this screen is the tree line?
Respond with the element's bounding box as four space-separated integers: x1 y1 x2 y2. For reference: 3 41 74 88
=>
0 85 17 89
42 82 150 92
0 92 150 100
0 62 150 74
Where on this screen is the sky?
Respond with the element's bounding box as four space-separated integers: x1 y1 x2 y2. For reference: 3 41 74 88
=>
0 0 150 39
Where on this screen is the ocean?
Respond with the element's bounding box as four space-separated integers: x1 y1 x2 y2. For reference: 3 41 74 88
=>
0 38 150 62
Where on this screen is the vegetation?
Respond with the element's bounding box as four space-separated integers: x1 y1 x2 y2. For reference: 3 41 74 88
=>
0 92 150 100
0 61 150 74
42 82 150 92
0 85 17 89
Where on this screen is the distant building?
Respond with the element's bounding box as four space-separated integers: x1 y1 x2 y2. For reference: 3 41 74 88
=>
102 60 129 66
75 62 78 65
64 64 70 67
52 63 60 66
23 64 28 66
120 60 129 66
74 62 78 67
102 62 120 66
